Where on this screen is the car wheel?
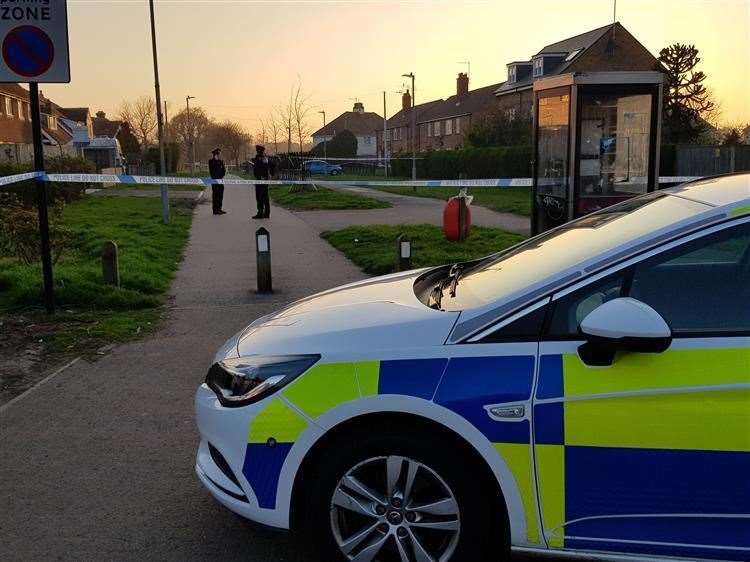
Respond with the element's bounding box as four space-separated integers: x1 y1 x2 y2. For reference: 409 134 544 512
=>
298 430 503 561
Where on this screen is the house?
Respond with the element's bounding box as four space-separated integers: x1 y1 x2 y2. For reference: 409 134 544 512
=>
378 90 444 156
59 107 94 149
0 84 75 164
495 22 662 116
311 102 383 156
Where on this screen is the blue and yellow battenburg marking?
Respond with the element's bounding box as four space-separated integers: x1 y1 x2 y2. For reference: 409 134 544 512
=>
535 348 750 560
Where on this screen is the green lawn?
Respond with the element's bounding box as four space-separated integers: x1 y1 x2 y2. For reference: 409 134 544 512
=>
0 196 193 354
103 182 204 192
270 185 391 211
309 173 409 182
374 186 532 216
322 224 525 276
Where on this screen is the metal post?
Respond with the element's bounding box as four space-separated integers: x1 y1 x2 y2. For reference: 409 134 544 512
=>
29 83 54 314
318 110 326 161
458 195 467 243
149 0 169 224
255 227 273 294
186 95 196 173
383 91 388 178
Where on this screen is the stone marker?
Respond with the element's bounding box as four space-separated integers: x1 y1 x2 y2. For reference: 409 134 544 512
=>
102 241 120 287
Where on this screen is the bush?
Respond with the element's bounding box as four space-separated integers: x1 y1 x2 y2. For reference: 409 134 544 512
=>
1 154 96 204
309 130 358 158
143 142 181 174
391 146 532 179
0 194 69 264
660 144 676 176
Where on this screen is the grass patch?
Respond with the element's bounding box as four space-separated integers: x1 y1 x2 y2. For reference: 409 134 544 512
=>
270 186 390 211
375 186 531 216
0 196 193 354
103 183 204 192
322 224 525 276
309 173 409 182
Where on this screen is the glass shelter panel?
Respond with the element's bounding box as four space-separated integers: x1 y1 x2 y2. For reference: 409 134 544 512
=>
577 93 652 214
535 91 570 228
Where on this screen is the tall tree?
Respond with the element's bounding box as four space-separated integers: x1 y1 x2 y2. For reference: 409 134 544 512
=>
658 43 716 143
292 80 312 154
267 113 282 155
278 95 294 154
170 106 212 163
209 121 251 166
118 96 157 148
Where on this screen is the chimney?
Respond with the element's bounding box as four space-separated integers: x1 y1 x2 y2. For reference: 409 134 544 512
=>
402 89 412 111
96 111 106 119
457 72 469 97
353 102 364 114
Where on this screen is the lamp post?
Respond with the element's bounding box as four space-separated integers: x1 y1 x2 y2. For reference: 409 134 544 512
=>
382 91 388 178
318 110 326 161
186 95 196 173
149 0 169 224
402 72 416 184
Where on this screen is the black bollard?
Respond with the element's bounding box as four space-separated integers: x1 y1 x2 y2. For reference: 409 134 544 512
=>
397 234 412 271
256 227 273 293
102 241 120 287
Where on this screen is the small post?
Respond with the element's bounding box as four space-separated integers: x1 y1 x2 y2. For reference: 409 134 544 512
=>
102 241 120 287
458 195 467 243
256 227 273 293
397 234 412 271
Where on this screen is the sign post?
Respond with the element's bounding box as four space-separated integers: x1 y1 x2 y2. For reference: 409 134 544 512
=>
1 0 71 314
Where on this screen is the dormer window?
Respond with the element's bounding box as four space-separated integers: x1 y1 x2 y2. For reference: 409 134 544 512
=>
508 65 517 83
564 48 582 62
533 57 544 78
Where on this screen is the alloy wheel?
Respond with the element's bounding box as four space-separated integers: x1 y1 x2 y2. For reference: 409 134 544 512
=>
330 455 460 562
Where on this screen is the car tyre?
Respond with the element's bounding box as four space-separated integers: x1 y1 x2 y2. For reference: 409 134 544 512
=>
297 429 506 562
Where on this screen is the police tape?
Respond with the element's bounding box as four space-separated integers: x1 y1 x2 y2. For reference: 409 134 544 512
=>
0 171 703 189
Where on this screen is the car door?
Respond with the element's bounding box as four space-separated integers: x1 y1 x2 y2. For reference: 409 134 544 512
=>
533 219 750 561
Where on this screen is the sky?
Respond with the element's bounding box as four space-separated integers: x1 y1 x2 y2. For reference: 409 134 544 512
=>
43 0 749 137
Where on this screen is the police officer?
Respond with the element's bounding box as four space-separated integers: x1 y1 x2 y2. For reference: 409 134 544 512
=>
251 145 275 219
208 148 226 215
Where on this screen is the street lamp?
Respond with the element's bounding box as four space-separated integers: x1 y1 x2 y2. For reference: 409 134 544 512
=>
186 95 196 173
318 110 326 161
402 73 416 184
149 0 169 224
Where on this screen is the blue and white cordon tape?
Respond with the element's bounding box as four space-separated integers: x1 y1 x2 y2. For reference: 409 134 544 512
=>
0 171 703 189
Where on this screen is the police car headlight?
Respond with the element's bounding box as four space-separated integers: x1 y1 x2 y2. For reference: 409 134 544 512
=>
206 355 319 407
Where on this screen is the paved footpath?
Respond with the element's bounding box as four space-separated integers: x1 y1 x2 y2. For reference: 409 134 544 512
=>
293 184 531 236
1 184 542 561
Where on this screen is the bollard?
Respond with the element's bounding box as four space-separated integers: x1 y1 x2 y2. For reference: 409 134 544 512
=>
255 227 273 293
458 196 467 242
102 241 120 287
397 234 412 271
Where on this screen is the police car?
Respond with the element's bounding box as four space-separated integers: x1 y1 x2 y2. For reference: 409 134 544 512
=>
195 174 749 562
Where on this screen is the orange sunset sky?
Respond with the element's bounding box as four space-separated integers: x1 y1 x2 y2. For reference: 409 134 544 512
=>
43 0 749 133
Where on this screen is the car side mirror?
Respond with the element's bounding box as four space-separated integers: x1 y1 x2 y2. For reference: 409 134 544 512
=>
578 297 672 366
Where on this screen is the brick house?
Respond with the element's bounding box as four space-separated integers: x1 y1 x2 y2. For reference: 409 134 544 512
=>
0 84 75 164
378 90 444 156
311 102 383 156
496 22 662 115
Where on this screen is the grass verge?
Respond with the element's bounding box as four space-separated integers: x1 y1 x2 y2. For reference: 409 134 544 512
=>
0 196 193 354
321 224 525 276
374 186 531 216
270 185 390 211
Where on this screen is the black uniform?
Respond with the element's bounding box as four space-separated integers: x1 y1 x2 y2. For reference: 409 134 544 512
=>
251 154 275 218
208 157 226 214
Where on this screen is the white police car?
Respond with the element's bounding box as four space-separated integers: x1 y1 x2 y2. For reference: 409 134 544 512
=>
195 174 750 562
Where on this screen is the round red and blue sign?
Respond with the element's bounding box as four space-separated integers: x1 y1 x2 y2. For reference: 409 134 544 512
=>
2 25 55 78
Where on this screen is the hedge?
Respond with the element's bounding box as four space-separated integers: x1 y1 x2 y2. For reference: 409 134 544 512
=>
391 146 532 179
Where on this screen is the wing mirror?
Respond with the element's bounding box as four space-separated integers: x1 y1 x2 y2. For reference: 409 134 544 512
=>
578 297 672 366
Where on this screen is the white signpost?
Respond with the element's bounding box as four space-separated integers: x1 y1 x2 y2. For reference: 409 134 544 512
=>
1 0 71 314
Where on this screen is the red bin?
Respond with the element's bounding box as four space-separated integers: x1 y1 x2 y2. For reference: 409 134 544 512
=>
443 196 472 241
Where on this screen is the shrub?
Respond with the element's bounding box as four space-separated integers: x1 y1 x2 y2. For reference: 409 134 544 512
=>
391 146 532 179
0 194 69 264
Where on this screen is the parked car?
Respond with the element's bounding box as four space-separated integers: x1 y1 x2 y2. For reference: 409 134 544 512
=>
304 159 343 175
195 173 750 562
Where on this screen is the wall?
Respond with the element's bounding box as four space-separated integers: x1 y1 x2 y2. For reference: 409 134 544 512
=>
356 134 377 156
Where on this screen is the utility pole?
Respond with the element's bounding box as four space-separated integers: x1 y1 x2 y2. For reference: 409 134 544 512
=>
402 72 416 184
149 0 169 224
186 95 196 173
318 110 326 161
382 91 388 178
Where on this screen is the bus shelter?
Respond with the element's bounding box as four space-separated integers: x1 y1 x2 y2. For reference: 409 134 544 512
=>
532 71 663 234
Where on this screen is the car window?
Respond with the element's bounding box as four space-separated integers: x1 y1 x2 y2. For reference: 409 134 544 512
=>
477 303 549 343
442 193 709 311
546 274 627 338
630 222 750 335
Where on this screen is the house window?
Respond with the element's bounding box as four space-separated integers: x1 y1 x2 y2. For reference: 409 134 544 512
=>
445 119 453 135
364 136 371 144
6 97 13 116
533 57 543 78
433 121 440 136
18 101 24 121
455 117 461 134
508 65 517 83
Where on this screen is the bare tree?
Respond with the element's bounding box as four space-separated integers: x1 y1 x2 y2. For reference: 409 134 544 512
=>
209 120 251 166
278 94 294 154
267 113 282 155
119 96 157 148
170 106 212 164
255 118 268 150
292 80 312 154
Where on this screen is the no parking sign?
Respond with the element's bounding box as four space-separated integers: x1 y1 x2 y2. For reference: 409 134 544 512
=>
0 0 69 83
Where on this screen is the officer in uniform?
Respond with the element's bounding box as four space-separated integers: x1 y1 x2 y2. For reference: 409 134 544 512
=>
251 145 275 219
208 148 226 215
